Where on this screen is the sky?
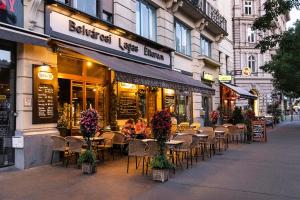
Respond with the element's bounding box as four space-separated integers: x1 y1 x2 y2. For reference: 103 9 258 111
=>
286 8 300 28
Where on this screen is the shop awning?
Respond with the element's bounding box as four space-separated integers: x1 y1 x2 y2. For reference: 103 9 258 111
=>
57 43 215 95
221 82 257 99
0 23 48 46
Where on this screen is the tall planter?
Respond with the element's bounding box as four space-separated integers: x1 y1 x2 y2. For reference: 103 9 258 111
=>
150 110 173 182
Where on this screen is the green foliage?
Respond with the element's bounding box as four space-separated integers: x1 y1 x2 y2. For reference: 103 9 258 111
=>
260 21 300 97
78 149 96 165
109 82 119 131
150 155 173 169
253 0 299 52
229 107 244 125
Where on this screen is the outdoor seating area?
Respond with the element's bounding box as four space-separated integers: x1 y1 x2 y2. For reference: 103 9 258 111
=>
50 120 254 180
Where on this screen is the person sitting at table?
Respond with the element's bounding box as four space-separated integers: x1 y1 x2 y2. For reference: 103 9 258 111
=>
121 118 135 139
135 118 146 139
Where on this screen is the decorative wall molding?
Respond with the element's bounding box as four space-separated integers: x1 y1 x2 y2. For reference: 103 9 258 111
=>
28 0 42 30
166 0 183 13
195 18 208 31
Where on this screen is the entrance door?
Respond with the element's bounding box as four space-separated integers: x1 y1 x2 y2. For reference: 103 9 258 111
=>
0 47 15 167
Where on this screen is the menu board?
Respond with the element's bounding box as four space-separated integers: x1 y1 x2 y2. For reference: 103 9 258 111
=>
252 120 267 142
118 91 137 119
164 95 175 108
33 65 58 124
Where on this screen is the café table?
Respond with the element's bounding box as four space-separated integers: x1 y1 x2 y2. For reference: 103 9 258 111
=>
214 130 225 155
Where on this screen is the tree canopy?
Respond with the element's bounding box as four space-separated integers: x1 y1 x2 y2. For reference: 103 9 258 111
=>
260 21 300 97
253 0 300 52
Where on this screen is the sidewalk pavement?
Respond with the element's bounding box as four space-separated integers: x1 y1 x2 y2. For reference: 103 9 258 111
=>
1 120 300 200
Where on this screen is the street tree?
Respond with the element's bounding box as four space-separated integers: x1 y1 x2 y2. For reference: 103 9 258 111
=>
260 21 300 97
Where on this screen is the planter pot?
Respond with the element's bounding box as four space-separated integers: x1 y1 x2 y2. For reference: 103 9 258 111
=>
82 163 96 174
152 169 169 182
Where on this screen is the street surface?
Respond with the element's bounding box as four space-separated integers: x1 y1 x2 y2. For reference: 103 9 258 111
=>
1 119 300 200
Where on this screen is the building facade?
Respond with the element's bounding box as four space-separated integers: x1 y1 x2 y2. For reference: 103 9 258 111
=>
0 0 234 169
232 0 289 115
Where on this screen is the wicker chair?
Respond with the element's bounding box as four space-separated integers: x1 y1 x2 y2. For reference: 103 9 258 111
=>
144 140 160 175
214 126 229 151
50 135 68 166
178 122 190 132
127 139 148 174
173 134 193 168
97 132 115 161
113 132 128 157
199 127 215 157
227 125 240 143
65 136 84 167
236 123 247 142
190 122 201 130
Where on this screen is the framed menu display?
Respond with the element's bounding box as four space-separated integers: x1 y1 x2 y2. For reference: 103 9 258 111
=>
32 65 58 124
118 91 137 119
252 120 267 142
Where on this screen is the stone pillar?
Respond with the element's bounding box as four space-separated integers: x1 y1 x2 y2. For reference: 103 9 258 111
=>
15 44 59 169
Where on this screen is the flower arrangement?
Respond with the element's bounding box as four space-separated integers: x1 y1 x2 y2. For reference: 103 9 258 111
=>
80 108 99 150
209 110 220 124
151 110 173 170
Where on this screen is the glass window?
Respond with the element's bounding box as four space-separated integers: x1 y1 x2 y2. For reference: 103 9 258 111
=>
245 1 252 15
175 21 191 55
247 27 256 43
0 49 11 65
102 11 113 23
136 0 156 41
248 55 256 72
73 0 97 16
200 36 212 57
58 55 83 76
86 62 106 78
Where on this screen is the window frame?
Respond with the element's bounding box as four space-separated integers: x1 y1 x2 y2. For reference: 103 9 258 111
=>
175 20 191 56
200 35 212 57
56 0 100 18
244 0 252 15
247 27 256 43
136 0 157 41
248 55 256 73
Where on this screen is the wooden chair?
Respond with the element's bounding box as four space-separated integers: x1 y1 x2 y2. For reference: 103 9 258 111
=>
112 132 127 157
214 126 229 151
50 135 68 166
236 123 247 142
190 122 201 130
199 127 215 158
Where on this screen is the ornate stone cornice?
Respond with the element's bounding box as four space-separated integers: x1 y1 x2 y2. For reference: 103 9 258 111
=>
195 18 208 31
166 0 183 13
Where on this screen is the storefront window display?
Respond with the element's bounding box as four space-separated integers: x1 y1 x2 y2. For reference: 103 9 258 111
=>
57 54 107 135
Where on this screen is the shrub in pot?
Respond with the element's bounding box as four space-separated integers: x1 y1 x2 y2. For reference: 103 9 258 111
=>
78 108 99 174
150 110 173 182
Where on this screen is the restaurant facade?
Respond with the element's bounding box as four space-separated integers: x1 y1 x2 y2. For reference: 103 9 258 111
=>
0 0 233 169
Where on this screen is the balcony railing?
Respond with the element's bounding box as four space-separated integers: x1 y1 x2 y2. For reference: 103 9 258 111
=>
188 0 227 32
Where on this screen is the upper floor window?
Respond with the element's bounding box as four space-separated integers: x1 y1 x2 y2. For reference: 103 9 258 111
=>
175 21 191 55
247 27 256 43
56 0 97 17
244 1 252 15
73 0 97 16
136 0 156 41
248 55 256 72
200 36 212 57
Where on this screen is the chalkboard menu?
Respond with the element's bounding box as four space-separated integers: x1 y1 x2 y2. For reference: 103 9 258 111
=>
252 120 267 142
33 65 58 124
164 95 175 108
118 91 137 119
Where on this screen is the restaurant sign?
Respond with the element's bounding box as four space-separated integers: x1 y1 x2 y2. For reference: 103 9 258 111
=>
218 75 232 82
203 72 214 82
47 11 171 67
242 67 252 76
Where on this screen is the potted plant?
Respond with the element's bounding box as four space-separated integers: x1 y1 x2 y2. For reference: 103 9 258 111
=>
79 108 99 174
57 103 70 137
229 107 244 125
150 110 173 182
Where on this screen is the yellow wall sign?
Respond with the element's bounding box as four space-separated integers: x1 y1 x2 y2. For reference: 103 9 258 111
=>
218 75 232 82
242 67 252 76
203 72 214 81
